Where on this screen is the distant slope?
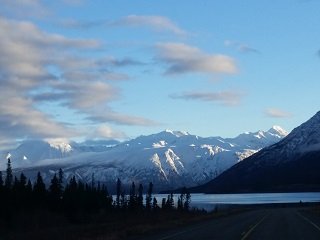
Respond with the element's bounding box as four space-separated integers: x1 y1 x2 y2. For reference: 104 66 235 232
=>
191 111 320 193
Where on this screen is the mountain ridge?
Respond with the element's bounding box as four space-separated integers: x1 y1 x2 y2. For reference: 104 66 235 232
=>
190 112 320 193
2 126 287 191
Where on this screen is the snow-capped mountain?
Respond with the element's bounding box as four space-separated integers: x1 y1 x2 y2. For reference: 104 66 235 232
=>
191 111 320 193
7 140 74 166
2 139 120 168
3 126 287 191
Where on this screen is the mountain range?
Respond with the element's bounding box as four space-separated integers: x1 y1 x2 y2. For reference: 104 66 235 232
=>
191 111 320 193
2 126 287 191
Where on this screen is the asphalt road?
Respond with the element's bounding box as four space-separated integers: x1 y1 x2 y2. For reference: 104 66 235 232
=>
137 207 320 240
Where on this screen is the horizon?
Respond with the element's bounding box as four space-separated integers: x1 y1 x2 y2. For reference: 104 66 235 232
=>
1 0 320 150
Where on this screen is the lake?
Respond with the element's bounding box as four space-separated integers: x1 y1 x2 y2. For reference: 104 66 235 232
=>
153 192 320 211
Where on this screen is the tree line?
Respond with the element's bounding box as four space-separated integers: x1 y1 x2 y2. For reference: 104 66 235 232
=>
0 158 191 228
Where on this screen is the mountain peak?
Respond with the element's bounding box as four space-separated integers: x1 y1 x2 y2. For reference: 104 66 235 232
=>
268 125 288 137
164 129 189 137
282 111 320 153
192 111 320 193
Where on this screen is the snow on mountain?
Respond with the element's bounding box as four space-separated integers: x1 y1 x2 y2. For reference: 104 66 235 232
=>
6 140 74 167
227 125 287 149
191 111 320 193
3 127 287 191
257 111 320 163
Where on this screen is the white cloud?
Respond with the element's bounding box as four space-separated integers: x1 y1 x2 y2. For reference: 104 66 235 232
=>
170 90 244 106
0 0 49 18
90 125 126 139
88 111 158 126
111 15 187 36
155 42 237 75
265 108 292 118
0 17 156 148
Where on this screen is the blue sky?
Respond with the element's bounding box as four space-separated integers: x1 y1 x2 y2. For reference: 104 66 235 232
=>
1 0 320 149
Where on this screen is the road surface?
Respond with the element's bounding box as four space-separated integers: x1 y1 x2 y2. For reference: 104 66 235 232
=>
135 207 320 240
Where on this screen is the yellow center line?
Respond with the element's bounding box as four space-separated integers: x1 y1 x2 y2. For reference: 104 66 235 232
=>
241 213 269 240
296 212 320 232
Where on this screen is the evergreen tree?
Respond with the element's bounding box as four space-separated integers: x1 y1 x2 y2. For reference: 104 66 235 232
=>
58 168 64 191
13 176 19 191
184 191 191 211
0 171 3 211
146 182 153 210
0 171 3 188
26 179 32 193
91 173 95 189
165 193 174 210
152 197 158 210
5 158 13 188
177 196 183 211
33 172 46 202
19 173 27 189
49 173 61 200
25 179 33 205
129 181 136 209
138 184 143 208
120 191 127 209
161 198 166 209
178 188 187 211
116 178 121 208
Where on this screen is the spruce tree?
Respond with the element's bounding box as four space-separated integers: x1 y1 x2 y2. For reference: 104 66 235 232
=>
161 198 166 210
146 182 153 210
13 176 19 191
152 197 158 210
26 179 32 193
0 171 3 188
33 172 46 202
49 173 61 200
58 168 64 191
5 158 13 188
91 173 95 189
177 196 183 211
138 184 143 208
129 181 136 209
116 178 121 208
165 193 174 210
184 191 191 211
19 173 27 189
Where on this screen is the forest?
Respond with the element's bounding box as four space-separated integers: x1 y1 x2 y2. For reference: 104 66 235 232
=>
0 158 202 239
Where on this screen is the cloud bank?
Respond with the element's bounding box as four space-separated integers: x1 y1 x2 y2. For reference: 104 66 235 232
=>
111 15 187 36
156 43 237 75
265 108 292 118
170 91 244 106
0 16 155 148
224 40 259 54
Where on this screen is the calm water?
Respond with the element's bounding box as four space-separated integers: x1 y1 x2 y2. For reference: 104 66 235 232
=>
154 192 320 211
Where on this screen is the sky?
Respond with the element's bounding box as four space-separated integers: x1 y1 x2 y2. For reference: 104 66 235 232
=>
1 0 320 149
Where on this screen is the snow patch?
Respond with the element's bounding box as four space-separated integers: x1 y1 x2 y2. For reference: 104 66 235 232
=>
152 140 167 148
